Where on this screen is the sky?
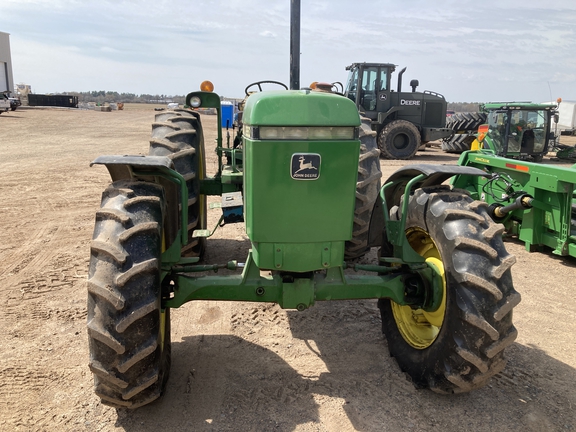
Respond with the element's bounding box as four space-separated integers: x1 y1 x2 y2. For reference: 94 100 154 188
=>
1 0 575 102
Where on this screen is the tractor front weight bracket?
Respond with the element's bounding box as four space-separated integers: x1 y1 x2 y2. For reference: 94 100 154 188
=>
163 251 442 312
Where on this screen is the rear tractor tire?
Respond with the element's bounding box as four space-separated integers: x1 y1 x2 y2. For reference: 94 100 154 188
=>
345 116 382 259
149 108 207 257
87 181 171 408
378 120 421 160
379 186 520 393
441 133 477 154
442 112 487 154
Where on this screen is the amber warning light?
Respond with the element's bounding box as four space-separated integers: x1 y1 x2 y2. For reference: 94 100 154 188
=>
200 81 214 92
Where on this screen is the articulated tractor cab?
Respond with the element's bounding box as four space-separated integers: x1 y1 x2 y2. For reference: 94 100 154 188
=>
87 83 520 409
344 62 452 159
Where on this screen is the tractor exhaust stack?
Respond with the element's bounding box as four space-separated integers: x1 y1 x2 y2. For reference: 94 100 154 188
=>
397 67 406 93
290 0 301 90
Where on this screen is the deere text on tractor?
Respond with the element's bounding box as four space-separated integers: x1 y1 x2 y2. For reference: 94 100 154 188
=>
87 81 520 408
343 62 452 159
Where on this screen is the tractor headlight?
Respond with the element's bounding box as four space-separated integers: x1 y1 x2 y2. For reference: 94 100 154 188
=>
308 128 332 139
262 127 307 140
256 126 357 140
190 96 202 108
328 127 356 140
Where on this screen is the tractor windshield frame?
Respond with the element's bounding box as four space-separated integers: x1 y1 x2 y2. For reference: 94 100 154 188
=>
486 109 550 158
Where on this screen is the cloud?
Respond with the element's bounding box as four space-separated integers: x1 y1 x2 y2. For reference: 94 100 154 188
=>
259 30 277 38
1 0 575 101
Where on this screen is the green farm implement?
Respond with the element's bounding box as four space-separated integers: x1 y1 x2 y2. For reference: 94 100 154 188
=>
87 84 520 408
452 102 576 258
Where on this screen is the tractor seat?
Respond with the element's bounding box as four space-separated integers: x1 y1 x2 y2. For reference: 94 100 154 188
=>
520 129 535 154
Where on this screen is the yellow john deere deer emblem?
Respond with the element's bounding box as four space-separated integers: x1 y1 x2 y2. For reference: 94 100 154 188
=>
291 153 321 180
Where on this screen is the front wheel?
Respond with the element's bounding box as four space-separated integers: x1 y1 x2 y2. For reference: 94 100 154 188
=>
87 181 171 408
378 120 421 160
379 186 520 393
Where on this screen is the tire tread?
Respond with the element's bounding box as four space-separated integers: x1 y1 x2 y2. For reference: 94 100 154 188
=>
87 181 170 408
379 186 519 393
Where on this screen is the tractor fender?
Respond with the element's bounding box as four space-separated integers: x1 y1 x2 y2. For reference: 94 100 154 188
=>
90 155 175 181
91 155 182 247
367 164 489 248
377 107 402 125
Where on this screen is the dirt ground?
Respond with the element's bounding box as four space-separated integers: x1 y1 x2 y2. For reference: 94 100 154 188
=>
1 105 575 432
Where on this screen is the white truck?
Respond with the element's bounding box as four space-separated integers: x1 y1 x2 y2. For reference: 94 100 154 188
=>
553 100 576 136
0 92 10 114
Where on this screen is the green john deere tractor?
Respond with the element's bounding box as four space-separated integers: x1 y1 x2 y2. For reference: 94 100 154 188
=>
451 102 576 258
443 102 558 156
473 102 557 162
343 62 452 159
87 83 519 409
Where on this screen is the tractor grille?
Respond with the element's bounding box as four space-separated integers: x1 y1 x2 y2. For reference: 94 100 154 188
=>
424 102 444 127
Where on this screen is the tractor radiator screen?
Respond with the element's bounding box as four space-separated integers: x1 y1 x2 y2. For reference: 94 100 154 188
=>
424 102 444 127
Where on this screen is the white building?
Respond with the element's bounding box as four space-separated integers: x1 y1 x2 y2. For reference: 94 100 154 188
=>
0 31 14 94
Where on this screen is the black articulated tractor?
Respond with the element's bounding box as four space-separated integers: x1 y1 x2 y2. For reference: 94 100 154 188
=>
344 62 452 159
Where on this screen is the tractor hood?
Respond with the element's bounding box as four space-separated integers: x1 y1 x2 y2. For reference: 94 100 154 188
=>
242 90 361 127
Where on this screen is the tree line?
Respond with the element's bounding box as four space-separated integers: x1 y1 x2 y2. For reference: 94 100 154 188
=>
53 90 482 112
447 102 481 112
56 91 187 105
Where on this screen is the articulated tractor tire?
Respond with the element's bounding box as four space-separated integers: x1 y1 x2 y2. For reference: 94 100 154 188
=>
87 181 171 408
345 117 382 259
378 120 421 160
442 112 487 153
149 108 207 257
442 133 478 154
379 186 520 393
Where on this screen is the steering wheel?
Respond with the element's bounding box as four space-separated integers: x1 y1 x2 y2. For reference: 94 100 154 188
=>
332 81 344 93
244 80 288 96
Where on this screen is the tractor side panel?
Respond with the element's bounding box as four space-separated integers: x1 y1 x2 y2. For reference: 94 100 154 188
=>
393 92 423 126
392 92 447 130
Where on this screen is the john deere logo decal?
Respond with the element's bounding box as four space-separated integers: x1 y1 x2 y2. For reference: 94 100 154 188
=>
291 153 320 180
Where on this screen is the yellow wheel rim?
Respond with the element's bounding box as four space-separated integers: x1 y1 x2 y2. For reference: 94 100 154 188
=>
391 227 447 349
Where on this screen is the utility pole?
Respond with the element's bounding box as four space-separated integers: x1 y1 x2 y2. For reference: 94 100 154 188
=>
290 0 300 90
